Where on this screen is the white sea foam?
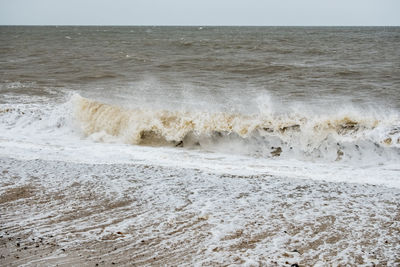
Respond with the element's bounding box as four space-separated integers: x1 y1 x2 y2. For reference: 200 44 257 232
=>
0 94 399 188
71 94 400 162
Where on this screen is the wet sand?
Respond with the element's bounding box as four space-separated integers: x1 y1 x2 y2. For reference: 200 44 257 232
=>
1 157 399 266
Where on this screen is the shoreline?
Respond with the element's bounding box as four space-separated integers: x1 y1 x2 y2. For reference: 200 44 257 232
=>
1 157 399 266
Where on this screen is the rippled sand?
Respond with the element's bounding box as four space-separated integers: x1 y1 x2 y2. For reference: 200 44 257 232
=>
1 157 399 266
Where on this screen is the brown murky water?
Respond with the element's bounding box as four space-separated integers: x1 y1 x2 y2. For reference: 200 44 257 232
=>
1 26 400 266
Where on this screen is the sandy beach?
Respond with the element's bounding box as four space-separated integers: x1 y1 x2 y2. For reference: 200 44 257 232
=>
1 157 399 266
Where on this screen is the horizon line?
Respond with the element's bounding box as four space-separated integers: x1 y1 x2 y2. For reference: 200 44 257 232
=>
1 24 399 27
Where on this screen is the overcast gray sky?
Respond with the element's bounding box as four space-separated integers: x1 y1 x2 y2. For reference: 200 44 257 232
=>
0 0 399 26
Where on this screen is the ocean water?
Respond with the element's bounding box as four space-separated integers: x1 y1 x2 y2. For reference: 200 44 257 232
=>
1 26 400 265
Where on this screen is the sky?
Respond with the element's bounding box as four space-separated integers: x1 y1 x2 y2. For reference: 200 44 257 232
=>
0 0 399 26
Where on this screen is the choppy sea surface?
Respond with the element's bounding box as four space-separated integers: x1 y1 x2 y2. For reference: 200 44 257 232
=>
1 26 399 265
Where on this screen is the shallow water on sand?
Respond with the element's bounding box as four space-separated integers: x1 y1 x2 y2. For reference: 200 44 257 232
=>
1 158 399 266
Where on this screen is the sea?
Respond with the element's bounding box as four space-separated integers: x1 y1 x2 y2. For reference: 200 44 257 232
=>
0 26 399 266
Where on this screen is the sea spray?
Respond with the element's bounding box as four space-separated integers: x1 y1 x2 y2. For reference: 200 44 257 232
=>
72 94 400 163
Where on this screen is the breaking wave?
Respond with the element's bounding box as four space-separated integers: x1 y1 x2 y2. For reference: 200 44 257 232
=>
72 94 400 163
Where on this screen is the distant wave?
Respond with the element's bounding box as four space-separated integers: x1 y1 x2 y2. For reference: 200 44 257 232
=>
72 94 400 162
76 73 121 81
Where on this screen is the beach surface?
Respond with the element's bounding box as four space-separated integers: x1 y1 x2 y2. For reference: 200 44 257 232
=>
1 157 399 266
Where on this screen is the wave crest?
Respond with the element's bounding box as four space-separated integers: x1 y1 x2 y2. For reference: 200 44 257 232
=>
72 94 400 162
